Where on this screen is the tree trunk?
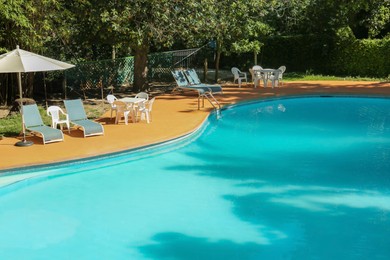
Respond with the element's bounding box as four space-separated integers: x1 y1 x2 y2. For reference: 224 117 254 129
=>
26 73 34 97
133 45 149 92
112 45 116 60
214 40 222 82
203 58 208 82
63 77 67 100
254 50 258 65
214 50 221 82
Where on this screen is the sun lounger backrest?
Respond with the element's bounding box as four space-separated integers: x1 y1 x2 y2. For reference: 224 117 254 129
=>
171 70 189 88
184 69 202 85
23 104 65 144
23 104 44 127
64 99 88 121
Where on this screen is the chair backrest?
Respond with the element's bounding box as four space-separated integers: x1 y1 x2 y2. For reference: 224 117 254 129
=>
64 99 88 121
231 67 240 79
272 70 280 80
113 100 128 112
47 106 64 122
147 97 156 112
23 104 44 127
252 65 263 71
107 94 117 105
135 92 149 100
171 70 189 87
184 69 202 85
277 66 286 79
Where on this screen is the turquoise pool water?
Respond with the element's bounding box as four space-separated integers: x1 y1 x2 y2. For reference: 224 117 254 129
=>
0 97 389 259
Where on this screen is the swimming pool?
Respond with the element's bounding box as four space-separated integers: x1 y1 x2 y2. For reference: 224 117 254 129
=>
0 96 389 259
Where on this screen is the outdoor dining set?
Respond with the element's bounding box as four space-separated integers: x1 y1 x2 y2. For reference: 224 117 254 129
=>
231 65 286 88
106 92 155 125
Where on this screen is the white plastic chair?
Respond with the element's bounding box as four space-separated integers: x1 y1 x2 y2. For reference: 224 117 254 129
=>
249 68 255 83
135 92 149 100
278 65 286 86
252 65 264 88
270 65 286 88
137 97 155 123
133 92 149 117
47 105 70 133
270 70 280 88
113 100 134 125
107 94 118 118
231 67 247 87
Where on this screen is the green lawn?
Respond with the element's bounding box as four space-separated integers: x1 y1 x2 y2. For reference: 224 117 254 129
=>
284 72 386 81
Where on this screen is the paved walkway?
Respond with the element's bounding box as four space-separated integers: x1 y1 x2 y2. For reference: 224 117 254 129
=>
0 80 389 171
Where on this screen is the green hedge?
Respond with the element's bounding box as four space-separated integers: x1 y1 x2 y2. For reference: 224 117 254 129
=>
223 35 390 78
261 35 333 74
222 35 333 74
331 38 390 78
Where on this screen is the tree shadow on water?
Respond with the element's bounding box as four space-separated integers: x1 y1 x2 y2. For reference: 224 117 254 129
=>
138 232 285 260
166 141 390 187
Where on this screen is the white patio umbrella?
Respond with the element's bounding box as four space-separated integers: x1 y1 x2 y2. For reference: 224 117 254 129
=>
0 45 75 146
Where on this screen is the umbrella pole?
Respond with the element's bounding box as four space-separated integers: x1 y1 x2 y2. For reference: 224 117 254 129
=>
15 72 33 147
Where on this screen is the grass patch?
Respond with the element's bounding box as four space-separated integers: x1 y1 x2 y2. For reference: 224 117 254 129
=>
84 103 106 119
0 104 105 137
0 113 22 137
0 106 52 137
284 72 387 81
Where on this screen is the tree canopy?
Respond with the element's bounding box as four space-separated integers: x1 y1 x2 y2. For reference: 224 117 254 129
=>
0 0 389 98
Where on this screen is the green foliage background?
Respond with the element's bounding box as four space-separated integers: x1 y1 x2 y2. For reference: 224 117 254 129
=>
331 38 390 77
224 36 390 78
1 0 389 105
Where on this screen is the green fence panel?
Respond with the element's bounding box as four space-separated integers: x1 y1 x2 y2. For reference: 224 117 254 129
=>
66 57 134 91
64 47 216 98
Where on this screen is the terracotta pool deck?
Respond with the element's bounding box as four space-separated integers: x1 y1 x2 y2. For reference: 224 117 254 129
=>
1 80 389 171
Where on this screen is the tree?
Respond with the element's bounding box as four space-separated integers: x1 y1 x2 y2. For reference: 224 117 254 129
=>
212 0 273 79
362 0 390 38
268 0 390 39
100 0 217 91
47 0 123 62
264 0 311 35
230 1 275 66
184 0 272 81
0 0 63 103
